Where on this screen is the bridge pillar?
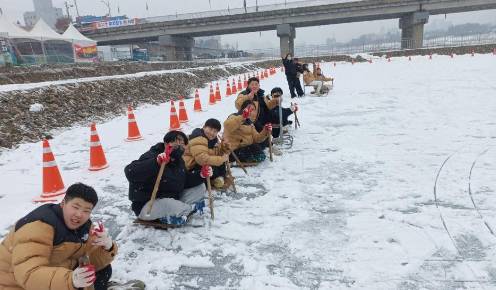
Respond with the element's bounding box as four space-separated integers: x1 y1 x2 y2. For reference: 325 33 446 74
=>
277 24 295 57
399 11 429 49
158 35 194 61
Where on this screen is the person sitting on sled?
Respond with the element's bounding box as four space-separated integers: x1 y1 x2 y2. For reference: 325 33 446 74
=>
235 77 279 135
0 183 127 290
223 99 272 164
266 87 296 138
314 66 334 94
302 63 324 96
125 130 213 225
183 118 233 190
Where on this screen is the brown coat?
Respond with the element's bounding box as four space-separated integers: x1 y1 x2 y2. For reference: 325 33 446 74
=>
316 73 333 82
223 114 270 151
234 90 278 124
303 71 316 85
183 130 229 171
0 204 117 290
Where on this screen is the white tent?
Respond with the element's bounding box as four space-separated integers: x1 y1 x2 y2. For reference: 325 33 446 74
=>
0 15 38 40
62 24 96 45
29 18 68 41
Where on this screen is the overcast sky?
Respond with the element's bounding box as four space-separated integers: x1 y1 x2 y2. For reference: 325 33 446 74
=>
1 0 495 49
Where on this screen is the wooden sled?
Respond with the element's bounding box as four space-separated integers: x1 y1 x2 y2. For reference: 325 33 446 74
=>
133 212 194 230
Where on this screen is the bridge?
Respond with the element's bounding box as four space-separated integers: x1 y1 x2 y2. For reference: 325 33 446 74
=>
84 0 496 61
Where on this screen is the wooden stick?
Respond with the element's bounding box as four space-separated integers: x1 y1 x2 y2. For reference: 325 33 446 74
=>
231 151 248 175
268 134 274 162
226 161 237 193
207 177 214 220
146 161 167 215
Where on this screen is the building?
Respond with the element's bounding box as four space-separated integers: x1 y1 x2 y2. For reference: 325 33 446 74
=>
23 0 64 29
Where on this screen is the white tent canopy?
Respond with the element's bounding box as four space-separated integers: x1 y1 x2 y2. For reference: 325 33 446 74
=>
0 15 39 40
62 24 96 44
29 18 68 41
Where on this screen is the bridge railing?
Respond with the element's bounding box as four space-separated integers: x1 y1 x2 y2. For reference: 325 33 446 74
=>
141 0 355 24
246 33 496 58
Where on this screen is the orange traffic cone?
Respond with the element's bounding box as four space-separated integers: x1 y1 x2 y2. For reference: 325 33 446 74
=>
193 89 203 112
226 80 232 96
231 78 237 94
169 99 182 130
215 83 222 102
35 139 65 202
89 123 109 171
125 105 143 142
237 77 242 91
209 84 216 105
178 96 189 123
208 85 216 105
243 75 248 88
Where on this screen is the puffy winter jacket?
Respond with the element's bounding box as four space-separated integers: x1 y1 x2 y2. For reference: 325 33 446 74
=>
183 128 229 171
234 89 279 132
124 143 204 215
223 114 270 151
0 204 117 290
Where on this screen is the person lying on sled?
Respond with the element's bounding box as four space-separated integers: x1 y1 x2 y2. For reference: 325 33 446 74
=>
183 118 234 190
124 130 213 225
0 183 122 290
223 99 272 164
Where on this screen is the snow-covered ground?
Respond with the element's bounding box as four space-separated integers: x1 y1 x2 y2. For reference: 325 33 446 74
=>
1 53 496 289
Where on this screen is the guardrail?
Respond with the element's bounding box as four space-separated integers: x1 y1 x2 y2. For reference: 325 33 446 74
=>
246 33 496 58
141 0 355 24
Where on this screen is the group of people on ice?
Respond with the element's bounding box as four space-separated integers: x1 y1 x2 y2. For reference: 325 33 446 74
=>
125 76 297 225
0 58 332 290
283 53 334 97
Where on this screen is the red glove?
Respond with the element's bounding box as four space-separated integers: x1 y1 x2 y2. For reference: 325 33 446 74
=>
157 144 173 165
200 165 213 179
72 264 96 288
264 123 273 132
291 103 298 112
90 221 104 236
242 106 254 119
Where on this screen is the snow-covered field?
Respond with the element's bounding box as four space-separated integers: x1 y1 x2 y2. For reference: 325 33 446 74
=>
1 54 496 289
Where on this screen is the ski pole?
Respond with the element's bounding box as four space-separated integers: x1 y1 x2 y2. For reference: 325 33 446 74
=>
226 161 237 193
231 151 248 175
146 151 169 216
269 133 274 162
206 177 214 220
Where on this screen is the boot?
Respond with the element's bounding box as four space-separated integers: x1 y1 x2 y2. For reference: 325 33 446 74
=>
271 146 283 156
212 177 224 190
222 175 235 191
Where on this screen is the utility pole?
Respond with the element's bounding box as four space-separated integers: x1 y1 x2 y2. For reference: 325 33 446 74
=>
64 1 73 18
73 0 80 17
101 0 111 17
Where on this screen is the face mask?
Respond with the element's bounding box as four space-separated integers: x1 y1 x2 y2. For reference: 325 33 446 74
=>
170 146 185 161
